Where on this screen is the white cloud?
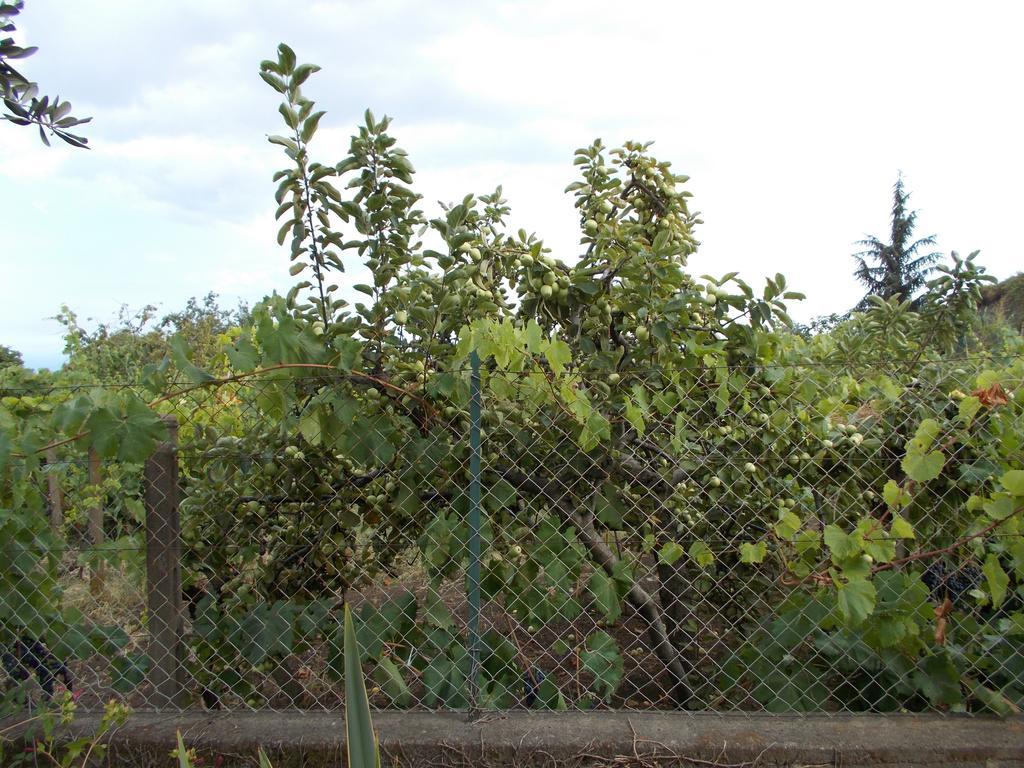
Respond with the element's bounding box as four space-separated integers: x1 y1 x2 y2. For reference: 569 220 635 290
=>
3 0 1023 368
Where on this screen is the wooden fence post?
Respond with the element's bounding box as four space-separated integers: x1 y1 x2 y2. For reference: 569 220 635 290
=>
87 448 105 595
143 415 184 708
44 447 63 533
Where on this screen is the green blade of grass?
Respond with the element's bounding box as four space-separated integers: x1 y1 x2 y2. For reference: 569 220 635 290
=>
344 603 380 768
176 732 192 768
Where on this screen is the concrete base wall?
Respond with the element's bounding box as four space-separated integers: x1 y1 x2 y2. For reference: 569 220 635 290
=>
3 711 1023 767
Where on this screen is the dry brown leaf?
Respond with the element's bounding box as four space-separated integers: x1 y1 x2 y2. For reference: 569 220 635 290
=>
972 382 1009 408
934 597 953 646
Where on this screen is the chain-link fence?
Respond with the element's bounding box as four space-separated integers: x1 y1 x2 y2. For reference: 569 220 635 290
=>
3 355 1023 714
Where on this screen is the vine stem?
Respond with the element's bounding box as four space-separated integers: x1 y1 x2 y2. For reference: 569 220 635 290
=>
779 504 1021 587
871 504 1022 573
28 363 433 456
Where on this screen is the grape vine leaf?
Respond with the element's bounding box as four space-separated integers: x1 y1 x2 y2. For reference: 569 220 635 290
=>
740 541 767 564
984 554 1009 609
581 630 623 700
658 541 685 566
902 450 944 483
587 569 621 624
1001 470 1024 497
836 577 876 626
688 540 715 568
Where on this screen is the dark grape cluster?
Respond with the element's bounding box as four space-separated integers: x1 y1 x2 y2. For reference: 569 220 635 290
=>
921 561 981 604
522 667 546 707
1 635 73 700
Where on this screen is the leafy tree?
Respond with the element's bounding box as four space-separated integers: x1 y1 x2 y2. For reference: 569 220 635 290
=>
0 343 22 368
0 0 89 146
1 44 1021 717
163 46 1021 712
853 175 942 310
980 272 1024 333
53 295 248 381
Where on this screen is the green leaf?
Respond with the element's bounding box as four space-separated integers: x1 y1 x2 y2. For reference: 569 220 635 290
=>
84 394 167 462
169 334 215 384
422 585 454 629
593 486 625 530
581 631 623 700
882 479 910 509
774 510 802 540
958 396 981 426
913 654 962 706
889 515 915 540
334 337 362 371
110 652 149 692
902 450 945 483
345 604 381 768
739 541 767 564
984 554 1009 609
1001 470 1024 497
688 540 714 568
237 603 295 664
910 418 941 451
658 541 685 566
225 334 259 372
966 678 1020 716
373 657 412 707
587 569 621 624
523 319 544 354
836 577 876 626
301 110 325 143
544 338 572 376
824 525 860 563
624 397 646 437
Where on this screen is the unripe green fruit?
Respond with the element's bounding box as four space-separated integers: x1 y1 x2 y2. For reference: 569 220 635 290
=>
543 271 556 286
599 200 614 214
744 462 757 474
635 326 650 341
540 285 553 298
469 247 481 260
709 476 722 487
394 310 408 324
585 219 598 234
705 294 717 306
608 373 621 385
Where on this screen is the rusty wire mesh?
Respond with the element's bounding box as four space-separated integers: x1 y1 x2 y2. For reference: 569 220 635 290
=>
2 356 1023 714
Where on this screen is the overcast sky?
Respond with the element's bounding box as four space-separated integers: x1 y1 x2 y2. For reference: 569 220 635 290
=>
2 0 1022 369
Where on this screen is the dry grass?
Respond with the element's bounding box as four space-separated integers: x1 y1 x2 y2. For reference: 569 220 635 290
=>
59 564 146 635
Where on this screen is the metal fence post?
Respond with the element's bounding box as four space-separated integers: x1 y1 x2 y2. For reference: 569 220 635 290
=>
44 447 63 533
467 351 483 715
143 415 184 708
